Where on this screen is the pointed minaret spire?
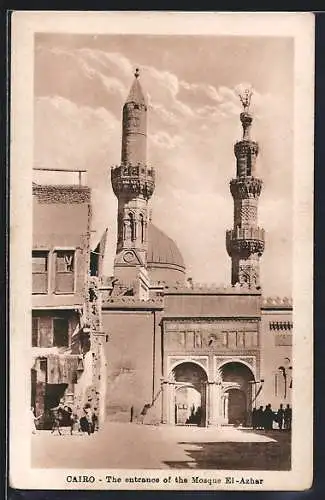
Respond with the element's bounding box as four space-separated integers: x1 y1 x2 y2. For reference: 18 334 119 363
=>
111 69 155 295
121 68 147 166
125 67 146 107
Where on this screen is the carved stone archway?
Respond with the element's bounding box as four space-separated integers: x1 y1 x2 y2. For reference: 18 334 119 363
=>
163 360 209 426
219 361 255 426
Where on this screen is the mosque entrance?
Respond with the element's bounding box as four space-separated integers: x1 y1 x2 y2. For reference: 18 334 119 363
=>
220 362 254 426
226 388 247 425
172 362 207 427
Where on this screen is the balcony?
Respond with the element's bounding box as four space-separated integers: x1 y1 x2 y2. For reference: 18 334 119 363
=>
111 163 155 199
226 227 265 257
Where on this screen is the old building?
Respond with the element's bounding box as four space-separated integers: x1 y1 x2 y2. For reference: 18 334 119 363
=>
31 70 292 429
31 178 107 428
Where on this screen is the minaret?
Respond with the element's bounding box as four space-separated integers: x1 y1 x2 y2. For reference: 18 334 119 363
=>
226 89 265 288
111 69 155 293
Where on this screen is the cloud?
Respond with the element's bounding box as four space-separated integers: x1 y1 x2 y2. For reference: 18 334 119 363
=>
34 95 120 177
79 48 133 76
150 131 184 150
180 80 223 104
34 41 293 295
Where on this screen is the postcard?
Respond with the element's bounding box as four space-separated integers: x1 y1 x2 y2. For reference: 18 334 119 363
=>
9 11 314 491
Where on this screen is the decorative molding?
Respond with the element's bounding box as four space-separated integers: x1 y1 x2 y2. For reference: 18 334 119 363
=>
33 185 91 204
234 140 259 158
226 227 265 257
101 295 164 310
162 283 262 294
167 355 209 378
214 355 257 379
262 296 293 308
162 317 260 326
114 249 144 267
111 164 155 200
269 321 293 331
230 176 262 199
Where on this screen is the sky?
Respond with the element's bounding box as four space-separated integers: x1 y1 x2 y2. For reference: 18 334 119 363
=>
33 33 294 297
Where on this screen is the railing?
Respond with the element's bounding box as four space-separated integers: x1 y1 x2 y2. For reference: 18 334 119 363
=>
226 227 265 241
33 167 87 186
111 164 155 179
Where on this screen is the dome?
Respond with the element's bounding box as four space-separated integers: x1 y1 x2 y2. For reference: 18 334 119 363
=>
147 223 186 285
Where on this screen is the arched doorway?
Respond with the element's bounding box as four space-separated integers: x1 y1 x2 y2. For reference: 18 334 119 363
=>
220 362 254 426
172 362 208 427
227 388 246 425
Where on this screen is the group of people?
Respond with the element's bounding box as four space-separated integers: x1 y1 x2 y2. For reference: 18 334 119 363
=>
31 402 98 435
185 405 202 426
252 403 292 431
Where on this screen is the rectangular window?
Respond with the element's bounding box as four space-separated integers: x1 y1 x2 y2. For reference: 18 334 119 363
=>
32 251 48 294
55 251 75 293
32 317 39 347
53 318 69 347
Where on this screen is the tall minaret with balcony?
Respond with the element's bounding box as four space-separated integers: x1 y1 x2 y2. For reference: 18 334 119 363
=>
226 89 265 288
111 69 155 293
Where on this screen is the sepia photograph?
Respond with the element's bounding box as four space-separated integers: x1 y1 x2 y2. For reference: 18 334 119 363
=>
10 11 314 491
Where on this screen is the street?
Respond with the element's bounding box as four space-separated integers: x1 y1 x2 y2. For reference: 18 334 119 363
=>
32 422 291 470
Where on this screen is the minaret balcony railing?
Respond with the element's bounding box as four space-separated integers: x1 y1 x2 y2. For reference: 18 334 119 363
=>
234 140 259 157
226 227 265 257
111 164 155 199
230 177 263 198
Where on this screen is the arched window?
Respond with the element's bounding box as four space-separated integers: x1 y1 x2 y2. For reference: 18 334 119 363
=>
129 212 136 241
277 366 288 399
139 213 145 243
123 214 132 241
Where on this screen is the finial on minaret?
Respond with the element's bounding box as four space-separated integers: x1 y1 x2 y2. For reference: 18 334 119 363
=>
238 87 253 112
134 67 140 79
237 87 254 141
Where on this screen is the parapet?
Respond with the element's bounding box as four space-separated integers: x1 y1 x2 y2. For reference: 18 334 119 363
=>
33 184 91 204
262 296 293 309
101 294 164 310
151 280 262 295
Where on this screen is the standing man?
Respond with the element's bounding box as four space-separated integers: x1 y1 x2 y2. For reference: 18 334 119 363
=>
284 404 292 431
256 406 264 430
51 401 65 435
252 407 257 429
263 404 274 431
277 404 285 430
30 407 42 434
83 404 95 435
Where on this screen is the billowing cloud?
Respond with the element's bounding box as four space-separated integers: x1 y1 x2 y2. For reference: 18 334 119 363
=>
34 39 293 296
149 131 184 150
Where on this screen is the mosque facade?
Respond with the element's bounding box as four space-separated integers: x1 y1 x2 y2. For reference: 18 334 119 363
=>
31 70 293 429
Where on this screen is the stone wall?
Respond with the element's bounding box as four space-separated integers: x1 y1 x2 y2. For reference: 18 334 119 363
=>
258 307 293 409
102 309 161 423
164 291 261 318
